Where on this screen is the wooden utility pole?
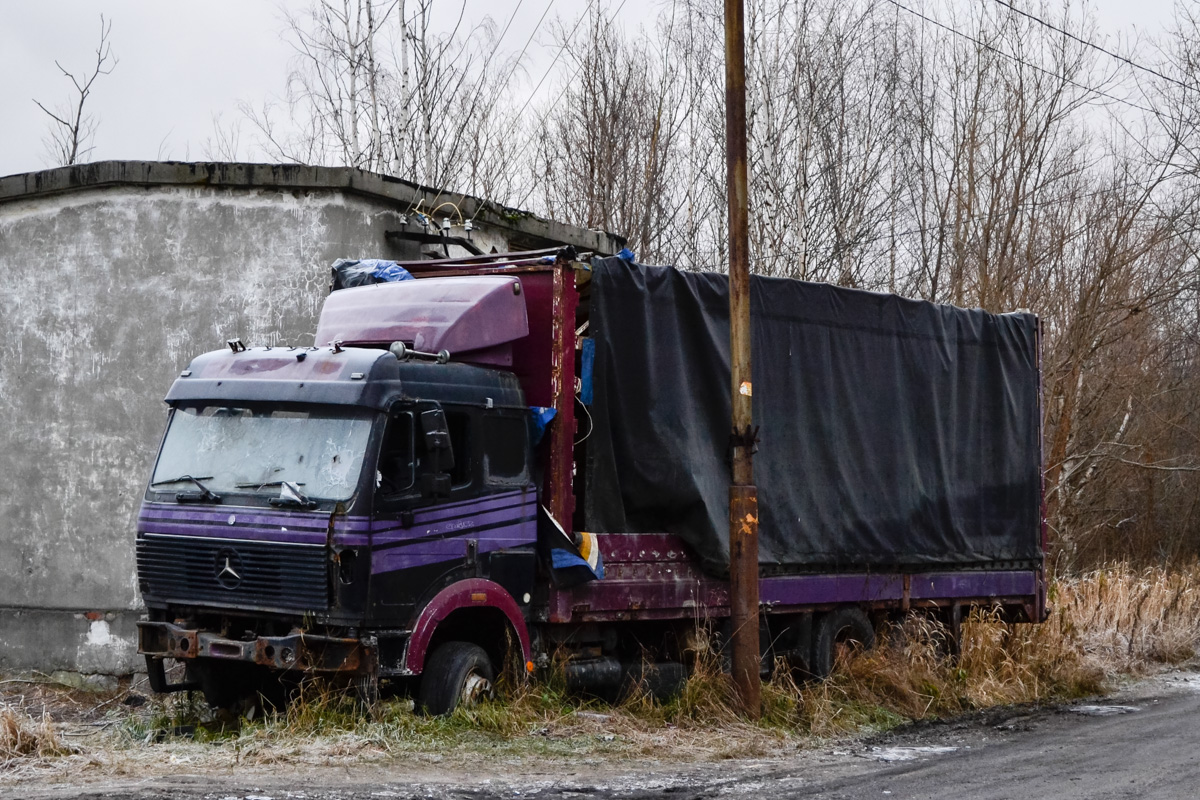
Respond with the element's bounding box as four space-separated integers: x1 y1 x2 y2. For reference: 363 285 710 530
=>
723 0 760 718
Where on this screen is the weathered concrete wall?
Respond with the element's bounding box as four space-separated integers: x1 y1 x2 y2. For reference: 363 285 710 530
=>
0 609 141 675
0 183 420 673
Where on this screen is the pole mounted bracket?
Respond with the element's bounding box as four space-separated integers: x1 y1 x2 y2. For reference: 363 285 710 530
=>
728 425 760 454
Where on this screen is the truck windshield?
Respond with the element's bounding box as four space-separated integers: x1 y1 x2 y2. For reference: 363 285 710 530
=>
151 405 374 502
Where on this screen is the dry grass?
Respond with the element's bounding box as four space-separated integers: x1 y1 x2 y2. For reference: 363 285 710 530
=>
754 563 1200 733
5 564 1200 781
1 704 71 767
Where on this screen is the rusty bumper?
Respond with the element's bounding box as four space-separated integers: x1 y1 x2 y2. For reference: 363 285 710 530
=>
138 620 363 673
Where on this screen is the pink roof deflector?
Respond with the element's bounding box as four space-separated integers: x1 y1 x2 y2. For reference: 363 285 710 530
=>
314 276 530 361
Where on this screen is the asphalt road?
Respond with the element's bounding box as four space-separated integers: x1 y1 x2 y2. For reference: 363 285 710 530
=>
13 671 1200 800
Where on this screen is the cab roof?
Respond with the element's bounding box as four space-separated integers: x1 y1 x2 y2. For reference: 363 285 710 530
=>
165 346 525 410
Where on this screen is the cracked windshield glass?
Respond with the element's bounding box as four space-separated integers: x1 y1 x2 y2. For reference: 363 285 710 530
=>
151 405 373 501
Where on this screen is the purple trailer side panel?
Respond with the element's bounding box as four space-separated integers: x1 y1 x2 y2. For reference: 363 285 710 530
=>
546 533 1043 624
906 571 1037 600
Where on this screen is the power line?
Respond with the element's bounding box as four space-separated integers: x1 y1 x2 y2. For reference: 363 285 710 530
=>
468 0 558 125
408 0 548 219
438 0 532 158
496 0 557 96
510 0 631 212
458 0 560 130
493 0 525 52
471 0 608 220
990 0 1190 91
887 0 1163 119
511 0 602 126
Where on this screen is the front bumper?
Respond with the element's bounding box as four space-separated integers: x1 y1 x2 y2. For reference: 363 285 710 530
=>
138 620 364 676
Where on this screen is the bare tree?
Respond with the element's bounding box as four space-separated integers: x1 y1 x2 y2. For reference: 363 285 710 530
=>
243 0 521 202
230 0 1200 569
201 113 246 162
519 0 1200 570
531 3 689 258
33 15 117 167
245 0 395 169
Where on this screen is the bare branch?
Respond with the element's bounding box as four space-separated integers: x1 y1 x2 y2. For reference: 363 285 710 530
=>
33 14 117 166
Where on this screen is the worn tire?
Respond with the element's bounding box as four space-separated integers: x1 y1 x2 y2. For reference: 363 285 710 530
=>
417 641 495 716
811 607 876 680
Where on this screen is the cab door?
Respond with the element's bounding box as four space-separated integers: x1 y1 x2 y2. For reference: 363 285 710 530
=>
368 402 479 615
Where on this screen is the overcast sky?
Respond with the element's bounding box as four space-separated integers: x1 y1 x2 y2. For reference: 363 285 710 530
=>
0 0 1180 180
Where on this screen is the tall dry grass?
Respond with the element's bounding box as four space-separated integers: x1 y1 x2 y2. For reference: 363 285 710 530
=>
0 705 69 767
137 564 1200 747
739 564 1200 734
10 564 1200 771
1050 563 1200 667
596 564 1200 737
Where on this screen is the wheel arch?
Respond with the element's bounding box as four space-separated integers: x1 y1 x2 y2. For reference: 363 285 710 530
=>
404 578 531 674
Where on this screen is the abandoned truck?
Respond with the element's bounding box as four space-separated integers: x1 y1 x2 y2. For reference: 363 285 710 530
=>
136 249 1046 714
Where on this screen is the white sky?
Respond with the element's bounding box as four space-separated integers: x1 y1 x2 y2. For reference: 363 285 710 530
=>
0 0 1179 179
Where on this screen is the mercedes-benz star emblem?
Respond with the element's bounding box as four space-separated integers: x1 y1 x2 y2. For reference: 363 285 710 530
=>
214 548 244 590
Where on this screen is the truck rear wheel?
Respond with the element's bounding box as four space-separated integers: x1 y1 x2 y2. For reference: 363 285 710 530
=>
417 641 495 716
811 607 875 680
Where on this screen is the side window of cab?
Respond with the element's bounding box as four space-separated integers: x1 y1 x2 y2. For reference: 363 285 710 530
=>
445 410 473 489
482 413 530 486
378 412 416 496
377 406 476 503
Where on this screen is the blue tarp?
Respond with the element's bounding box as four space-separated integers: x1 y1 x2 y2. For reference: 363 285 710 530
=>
330 259 414 290
530 406 557 445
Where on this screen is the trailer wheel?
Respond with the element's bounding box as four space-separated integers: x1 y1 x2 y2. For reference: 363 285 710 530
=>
417 641 495 716
812 607 876 679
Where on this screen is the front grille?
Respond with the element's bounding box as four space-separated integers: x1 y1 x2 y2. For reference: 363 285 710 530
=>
137 534 329 612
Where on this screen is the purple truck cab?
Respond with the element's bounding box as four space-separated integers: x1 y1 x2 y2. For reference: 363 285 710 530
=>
137 249 1046 714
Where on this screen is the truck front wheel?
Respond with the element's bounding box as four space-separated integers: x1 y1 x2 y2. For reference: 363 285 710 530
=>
811 607 876 680
187 658 262 711
417 641 495 715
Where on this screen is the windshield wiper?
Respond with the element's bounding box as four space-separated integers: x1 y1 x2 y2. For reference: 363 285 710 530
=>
151 475 221 504
234 480 307 490
268 480 318 509
151 475 214 487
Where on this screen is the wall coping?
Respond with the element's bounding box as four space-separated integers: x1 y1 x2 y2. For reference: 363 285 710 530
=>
0 160 624 255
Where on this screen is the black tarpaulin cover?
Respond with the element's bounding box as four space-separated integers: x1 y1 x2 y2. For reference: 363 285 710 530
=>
583 258 1043 575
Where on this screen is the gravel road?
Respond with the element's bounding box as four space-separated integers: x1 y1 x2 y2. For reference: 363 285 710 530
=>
10 670 1200 800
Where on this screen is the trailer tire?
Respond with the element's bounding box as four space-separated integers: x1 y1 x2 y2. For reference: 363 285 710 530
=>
417 641 495 716
812 607 875 680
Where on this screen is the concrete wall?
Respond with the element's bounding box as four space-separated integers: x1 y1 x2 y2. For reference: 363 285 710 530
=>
0 172 564 674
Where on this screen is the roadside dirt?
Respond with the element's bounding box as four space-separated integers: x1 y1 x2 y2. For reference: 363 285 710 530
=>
4 666 1199 800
